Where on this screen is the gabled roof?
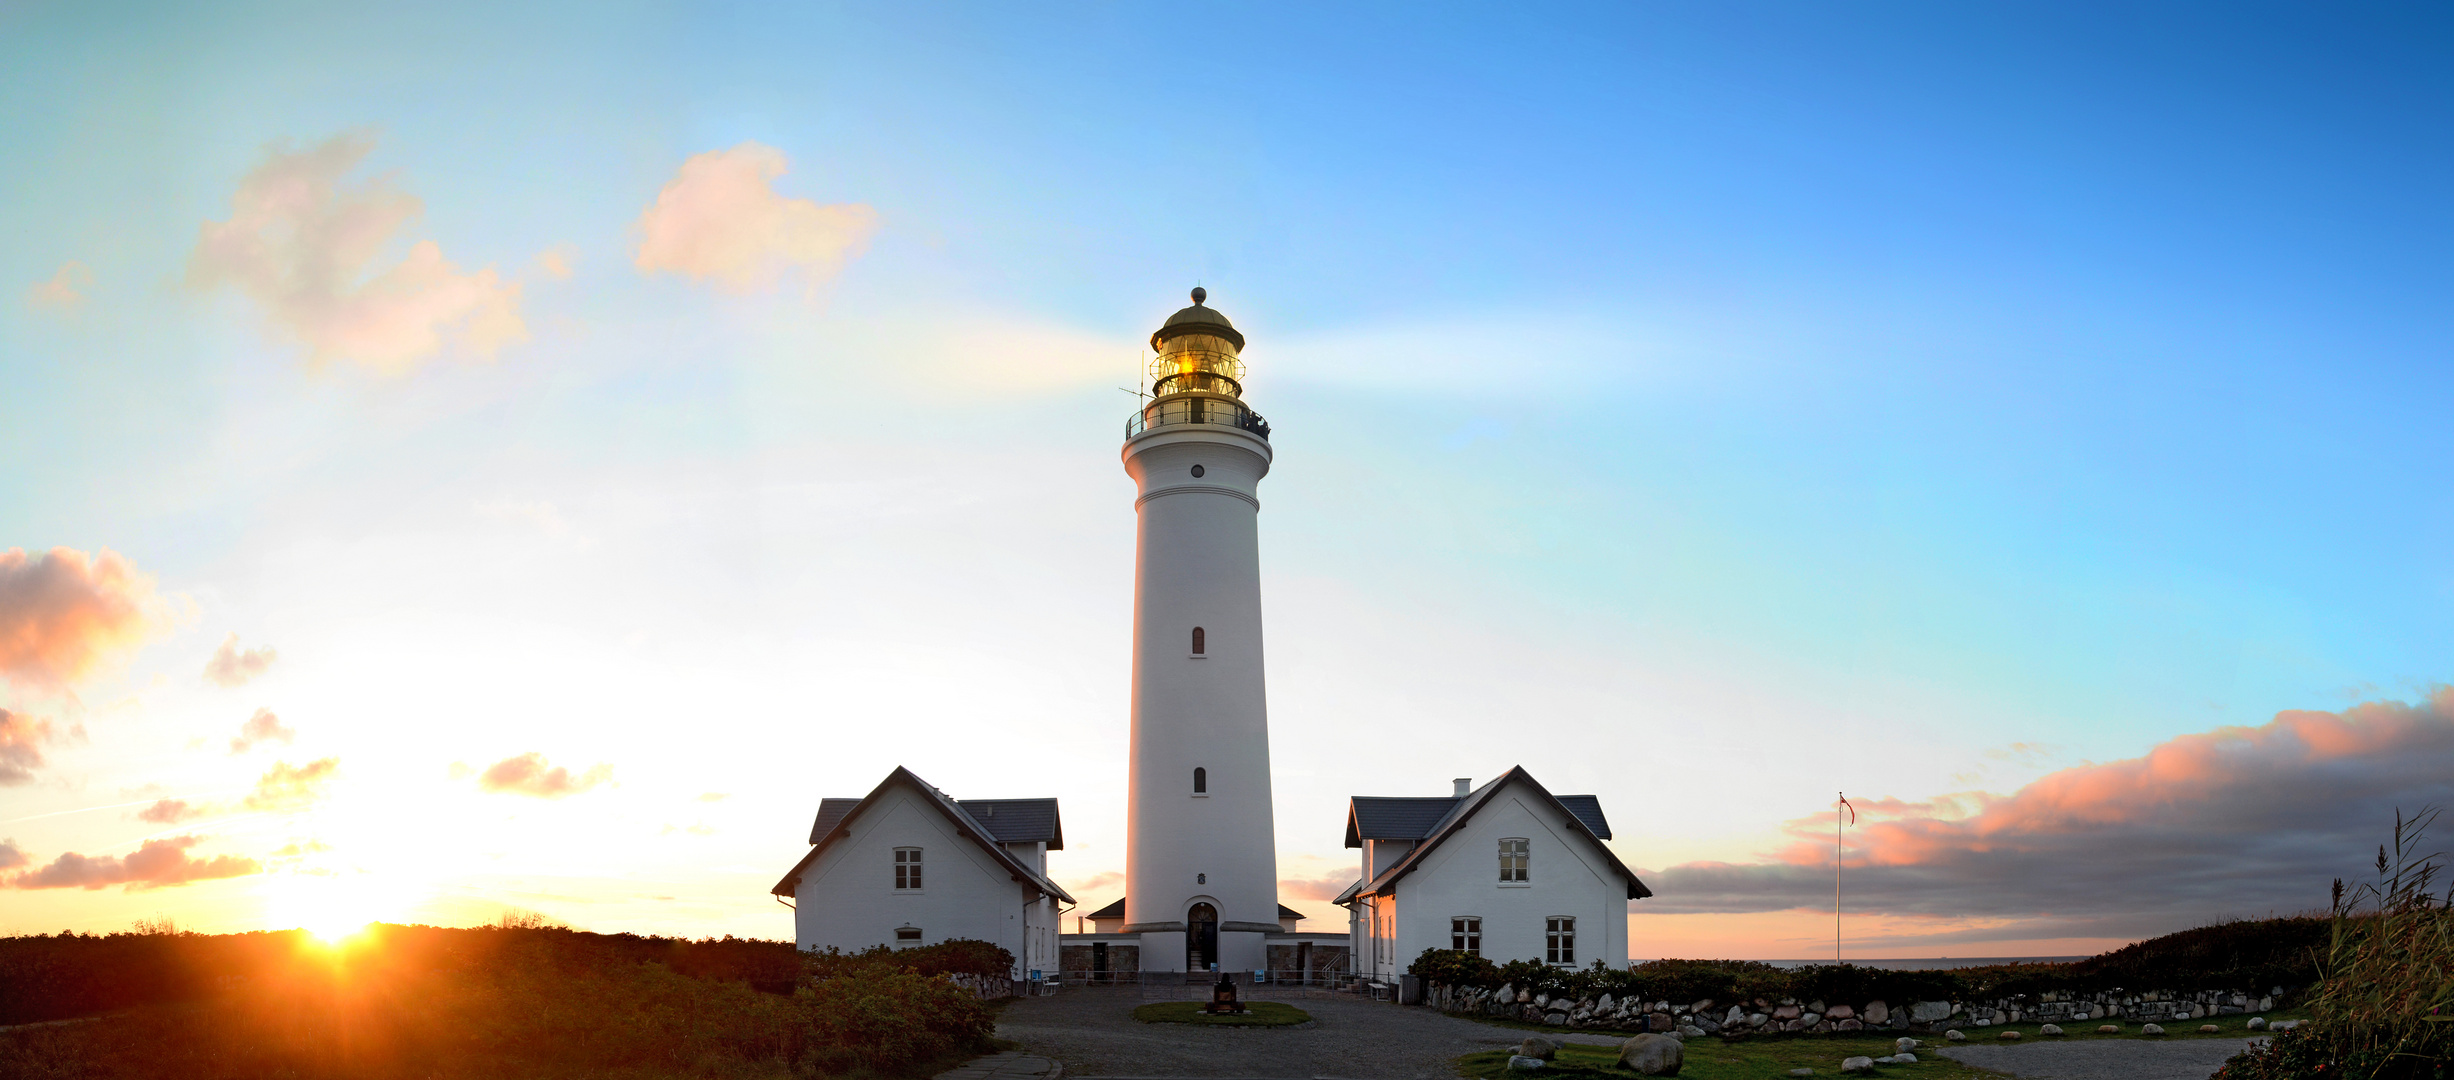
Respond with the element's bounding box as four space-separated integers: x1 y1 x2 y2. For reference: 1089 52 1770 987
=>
1083 899 1310 922
807 798 862 845
1345 789 1614 845
1340 766 1650 902
956 798 1063 849
1278 903 1307 921
773 766 1075 904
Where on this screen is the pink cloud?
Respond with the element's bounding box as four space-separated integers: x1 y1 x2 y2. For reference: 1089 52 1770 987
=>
24 261 93 314
228 708 296 754
137 798 207 824
1278 871 1360 904
0 547 166 692
632 142 878 295
204 633 277 687
0 839 25 870
242 757 339 812
6 835 260 891
188 132 526 374
0 709 54 785
476 752 610 798
1641 688 2454 945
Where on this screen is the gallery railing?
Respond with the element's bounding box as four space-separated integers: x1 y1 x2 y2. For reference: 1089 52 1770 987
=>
1125 395 1272 441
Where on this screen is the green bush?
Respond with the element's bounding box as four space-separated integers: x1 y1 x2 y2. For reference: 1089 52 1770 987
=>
1407 948 1499 987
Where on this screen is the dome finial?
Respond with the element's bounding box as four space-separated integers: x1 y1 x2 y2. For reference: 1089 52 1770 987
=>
1190 286 1206 306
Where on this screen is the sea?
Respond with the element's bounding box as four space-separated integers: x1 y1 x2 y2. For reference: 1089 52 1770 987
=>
1747 957 2089 971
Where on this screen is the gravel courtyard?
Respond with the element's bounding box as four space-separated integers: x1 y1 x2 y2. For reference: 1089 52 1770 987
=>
993 985 1622 1079
1938 1037 2264 1080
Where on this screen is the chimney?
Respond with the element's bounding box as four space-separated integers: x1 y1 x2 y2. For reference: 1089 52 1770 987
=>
1453 777 1472 798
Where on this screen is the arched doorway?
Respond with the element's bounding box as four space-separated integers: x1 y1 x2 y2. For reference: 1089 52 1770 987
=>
1186 903 1219 971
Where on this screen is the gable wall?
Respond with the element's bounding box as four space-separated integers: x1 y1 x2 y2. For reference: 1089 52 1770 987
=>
1385 784 1629 975
789 785 1032 968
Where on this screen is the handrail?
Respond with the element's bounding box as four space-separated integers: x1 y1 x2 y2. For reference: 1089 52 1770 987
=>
1126 395 1271 441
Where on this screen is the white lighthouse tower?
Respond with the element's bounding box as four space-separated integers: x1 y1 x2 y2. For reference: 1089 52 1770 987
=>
1120 288 1281 975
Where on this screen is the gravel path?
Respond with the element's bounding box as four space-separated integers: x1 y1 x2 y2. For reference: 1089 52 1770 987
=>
995 986 1620 1079
1938 1038 2264 1080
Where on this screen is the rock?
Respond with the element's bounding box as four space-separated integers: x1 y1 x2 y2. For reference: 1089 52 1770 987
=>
1676 1025 1707 1039
1748 1013 1769 1027
1534 993 1550 1009
1991 1010 2009 1025
1619 1033 1684 1076
1809 999 1827 1014
1649 1012 1674 1032
1944 1029 1966 1042
1497 983 1512 1003
2142 1023 2166 1036
1544 1012 1568 1026
1837 1019 1863 1031
1783 1019 1808 1032
1789 1071 1814 1078
1598 994 1616 1012
2259 996 2274 1011
1865 1001 1890 1024
1800 1012 1823 1027
2097 1024 2121 1034
1826 1004 1856 1021
1726 1006 1748 1026
2248 1017 2267 1031
1893 1053 1918 1063
1998 1030 2022 1041
1692 999 1714 1015
1516 1037 1561 1061
1519 989 1532 1003
1840 1057 1875 1074
1506 1055 1546 1071
1874 1057 1897 1065
1774 1004 1803 1021
1698 1020 1721 1035
2200 1024 2221 1033
2040 1024 2063 1036
1896 1037 1919 1054
1911 1001 1955 1022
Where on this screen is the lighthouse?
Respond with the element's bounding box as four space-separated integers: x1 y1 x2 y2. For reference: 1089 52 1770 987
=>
1120 288 1281 974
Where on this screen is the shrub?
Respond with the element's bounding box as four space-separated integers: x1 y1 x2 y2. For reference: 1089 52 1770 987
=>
1408 948 1499 987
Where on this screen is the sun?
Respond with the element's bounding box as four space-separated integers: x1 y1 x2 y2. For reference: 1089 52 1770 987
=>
262 870 385 944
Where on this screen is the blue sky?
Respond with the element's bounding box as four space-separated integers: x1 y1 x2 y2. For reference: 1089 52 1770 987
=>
2 1 2449 955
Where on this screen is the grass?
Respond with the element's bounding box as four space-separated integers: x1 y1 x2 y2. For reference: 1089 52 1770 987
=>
1130 1000 1313 1027
1451 1009 2313 1079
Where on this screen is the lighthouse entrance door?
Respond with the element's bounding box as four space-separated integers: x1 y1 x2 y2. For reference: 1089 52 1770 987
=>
1186 903 1219 971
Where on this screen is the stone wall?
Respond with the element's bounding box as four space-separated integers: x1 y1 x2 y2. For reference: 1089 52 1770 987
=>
1265 942 1353 982
1059 942 1141 981
945 972 1015 999
1422 981 2293 1036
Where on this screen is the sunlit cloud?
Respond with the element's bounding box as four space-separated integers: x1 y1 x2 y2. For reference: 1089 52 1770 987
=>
0 709 56 785
632 141 878 296
0 839 26 870
203 632 278 687
533 244 577 280
5 835 260 891
1277 870 1359 903
187 131 526 374
0 547 170 693
1640 689 2454 944
475 752 611 798
243 757 340 812
228 708 297 754
137 798 208 824
23 260 93 314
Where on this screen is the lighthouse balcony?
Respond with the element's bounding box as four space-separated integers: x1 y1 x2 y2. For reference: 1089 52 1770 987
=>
1126 395 1271 441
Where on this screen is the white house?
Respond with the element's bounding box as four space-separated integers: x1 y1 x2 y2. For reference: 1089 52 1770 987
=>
772 767 1073 980
1336 766 1650 982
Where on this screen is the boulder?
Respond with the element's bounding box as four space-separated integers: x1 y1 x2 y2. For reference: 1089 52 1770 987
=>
2200 1024 2221 1033
1991 1010 2009 1026
1893 1054 1918 1064
2248 1017 2267 1031
2097 1025 2121 1034
1911 1001 1955 1022
1800 1012 1823 1028
1748 1013 1770 1027
1944 1029 1966 1042
1726 1006 1748 1026
1516 1037 1561 1061
1874 1057 1897 1065
1506 1055 1546 1071
1619 1033 1684 1076
1676 1025 1707 1039
1692 999 1715 1015
1649 1012 1675 1032
2039 1024 2063 1036
1836 1019 1863 1031
1809 999 1827 1014
1544 1012 1568 1026
1999 1030 2022 1041
1896 1037 1919 1054
1864 1001 1890 1024
1784 1020 1808 1032
2258 996 2274 1011
2142 1023 2166 1036
1840 1057 1875 1074
1774 1005 1803 1021
1826 1004 1856 1021
1597 994 1616 1012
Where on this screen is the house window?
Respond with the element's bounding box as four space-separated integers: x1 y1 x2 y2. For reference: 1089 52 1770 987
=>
1451 917 1482 955
894 847 923 889
1193 767 1206 793
1499 838 1529 882
1546 917 1576 964
895 926 922 944
1191 627 1206 654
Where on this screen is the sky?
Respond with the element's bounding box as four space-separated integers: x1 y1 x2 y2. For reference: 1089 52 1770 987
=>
2 1 2451 959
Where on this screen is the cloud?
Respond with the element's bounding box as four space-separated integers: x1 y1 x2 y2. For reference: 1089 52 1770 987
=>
203 633 277 687
5 835 260 891
632 141 878 295
0 840 24 869
228 708 296 754
1278 870 1360 904
1639 689 2454 944
188 132 526 374
0 547 168 692
475 752 610 798
243 757 339 812
533 244 577 280
24 261 93 314
695 792 729 803
0 709 55 785
137 798 207 824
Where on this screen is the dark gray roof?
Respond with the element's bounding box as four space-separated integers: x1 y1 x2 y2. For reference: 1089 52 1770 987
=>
807 798 862 845
1085 898 1125 920
1555 795 1612 840
774 767 1073 904
1346 796 1464 845
956 798 1063 849
1278 904 1307 921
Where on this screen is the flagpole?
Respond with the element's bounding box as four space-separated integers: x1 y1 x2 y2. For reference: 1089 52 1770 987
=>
1835 791 1843 964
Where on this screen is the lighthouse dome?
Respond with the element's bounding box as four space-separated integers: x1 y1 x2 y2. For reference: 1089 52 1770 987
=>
1152 288 1245 351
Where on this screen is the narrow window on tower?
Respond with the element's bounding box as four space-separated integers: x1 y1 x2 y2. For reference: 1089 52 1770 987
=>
1191 627 1205 655
1498 838 1529 883
1193 767 1207 794
894 847 923 889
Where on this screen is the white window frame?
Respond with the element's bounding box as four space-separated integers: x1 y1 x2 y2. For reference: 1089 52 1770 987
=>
1498 838 1529 884
894 846 924 890
1545 916 1576 965
894 925 923 947
1450 916 1482 955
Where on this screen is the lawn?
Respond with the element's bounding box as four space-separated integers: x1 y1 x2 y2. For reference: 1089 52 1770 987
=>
1457 1034 1994 1080
1130 1000 1314 1027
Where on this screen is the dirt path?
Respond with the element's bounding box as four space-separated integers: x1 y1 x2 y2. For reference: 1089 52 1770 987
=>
1938 1037 2263 1080
994 986 1620 1079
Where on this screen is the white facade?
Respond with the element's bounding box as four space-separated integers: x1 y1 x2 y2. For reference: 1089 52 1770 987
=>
774 770 1071 980
1342 769 1648 982
1121 292 1281 974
